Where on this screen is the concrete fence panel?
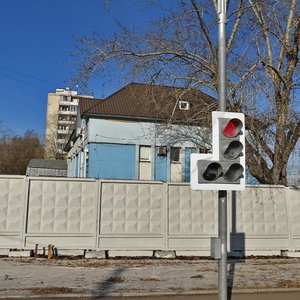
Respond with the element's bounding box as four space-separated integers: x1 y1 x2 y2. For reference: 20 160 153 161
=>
98 181 165 250
230 186 290 255
167 184 218 255
286 187 300 251
0 176 26 249
24 177 98 249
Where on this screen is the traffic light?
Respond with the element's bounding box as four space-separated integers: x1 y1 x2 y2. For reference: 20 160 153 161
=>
191 111 245 190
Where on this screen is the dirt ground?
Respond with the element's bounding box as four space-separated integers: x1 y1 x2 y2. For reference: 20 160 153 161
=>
1 256 300 298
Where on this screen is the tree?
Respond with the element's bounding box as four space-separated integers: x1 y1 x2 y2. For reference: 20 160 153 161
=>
72 0 299 185
245 0 300 185
0 130 44 175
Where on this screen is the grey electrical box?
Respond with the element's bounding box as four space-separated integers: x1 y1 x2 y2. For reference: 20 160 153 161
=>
211 237 221 259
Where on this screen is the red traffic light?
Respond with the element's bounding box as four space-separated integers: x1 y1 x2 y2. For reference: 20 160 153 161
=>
223 118 243 138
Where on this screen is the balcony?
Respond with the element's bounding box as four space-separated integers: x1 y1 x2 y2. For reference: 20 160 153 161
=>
59 100 78 106
58 110 77 116
58 120 74 125
57 129 69 134
57 139 67 144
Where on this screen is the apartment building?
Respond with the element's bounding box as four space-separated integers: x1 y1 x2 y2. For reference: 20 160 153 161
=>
45 88 93 159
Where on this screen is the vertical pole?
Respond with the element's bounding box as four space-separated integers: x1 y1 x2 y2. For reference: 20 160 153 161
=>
218 190 227 300
218 0 227 112
218 1 227 300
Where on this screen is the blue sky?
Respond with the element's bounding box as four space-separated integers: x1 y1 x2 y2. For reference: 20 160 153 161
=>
0 0 167 137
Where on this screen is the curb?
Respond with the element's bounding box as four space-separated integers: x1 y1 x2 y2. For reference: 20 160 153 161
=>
1 288 300 299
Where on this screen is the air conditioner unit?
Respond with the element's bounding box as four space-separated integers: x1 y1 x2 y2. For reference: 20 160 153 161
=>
179 100 190 110
158 146 167 156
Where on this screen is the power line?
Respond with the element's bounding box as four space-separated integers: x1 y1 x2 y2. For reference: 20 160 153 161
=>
0 65 64 87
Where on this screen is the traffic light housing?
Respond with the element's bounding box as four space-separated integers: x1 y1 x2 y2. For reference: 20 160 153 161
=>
191 111 245 190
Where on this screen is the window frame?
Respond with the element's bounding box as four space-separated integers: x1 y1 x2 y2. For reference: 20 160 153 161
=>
139 146 151 162
170 147 181 163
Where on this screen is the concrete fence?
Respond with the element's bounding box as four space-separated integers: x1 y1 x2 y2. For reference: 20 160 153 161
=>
0 175 299 257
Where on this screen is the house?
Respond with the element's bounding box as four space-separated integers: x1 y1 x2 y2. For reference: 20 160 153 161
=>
26 159 67 177
65 83 217 182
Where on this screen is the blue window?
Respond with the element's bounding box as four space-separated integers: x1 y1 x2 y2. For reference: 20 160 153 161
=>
87 143 136 180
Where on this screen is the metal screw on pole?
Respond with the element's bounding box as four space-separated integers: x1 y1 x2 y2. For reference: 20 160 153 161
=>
218 1 228 300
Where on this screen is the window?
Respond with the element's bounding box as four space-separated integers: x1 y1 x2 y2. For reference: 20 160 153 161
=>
171 147 181 162
140 146 151 161
179 101 190 110
157 146 167 156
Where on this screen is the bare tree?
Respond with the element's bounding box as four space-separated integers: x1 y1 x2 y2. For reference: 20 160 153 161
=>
244 0 300 185
72 0 299 185
0 130 44 175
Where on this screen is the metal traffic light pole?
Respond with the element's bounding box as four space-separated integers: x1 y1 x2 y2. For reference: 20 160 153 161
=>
218 1 228 300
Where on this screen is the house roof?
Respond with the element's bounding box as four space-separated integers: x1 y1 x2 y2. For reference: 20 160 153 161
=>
79 83 217 124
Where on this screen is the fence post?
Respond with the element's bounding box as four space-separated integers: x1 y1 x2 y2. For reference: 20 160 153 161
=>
163 183 169 251
285 186 294 252
20 177 30 249
95 180 102 251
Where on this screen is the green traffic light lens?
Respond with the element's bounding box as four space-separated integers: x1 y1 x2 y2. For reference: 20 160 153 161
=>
224 163 244 182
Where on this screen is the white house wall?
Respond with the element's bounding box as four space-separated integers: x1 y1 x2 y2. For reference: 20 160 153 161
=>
72 118 206 181
88 119 204 147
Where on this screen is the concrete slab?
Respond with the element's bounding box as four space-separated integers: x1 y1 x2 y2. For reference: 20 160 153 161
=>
154 250 176 259
85 250 106 259
0 249 10 256
108 250 153 257
55 249 85 256
282 251 300 258
8 250 33 257
176 250 211 257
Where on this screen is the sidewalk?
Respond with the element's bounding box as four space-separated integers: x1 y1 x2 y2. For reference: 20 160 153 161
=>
1 256 300 298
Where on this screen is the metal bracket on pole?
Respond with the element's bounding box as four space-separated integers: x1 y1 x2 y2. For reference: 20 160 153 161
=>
211 237 221 259
218 13 227 24
218 0 227 23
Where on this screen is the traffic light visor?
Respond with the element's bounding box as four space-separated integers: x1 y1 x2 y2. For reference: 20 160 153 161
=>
203 162 223 181
223 141 243 160
223 118 243 138
224 163 244 182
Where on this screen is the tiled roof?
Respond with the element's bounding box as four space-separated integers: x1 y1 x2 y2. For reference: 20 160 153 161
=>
79 83 217 123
